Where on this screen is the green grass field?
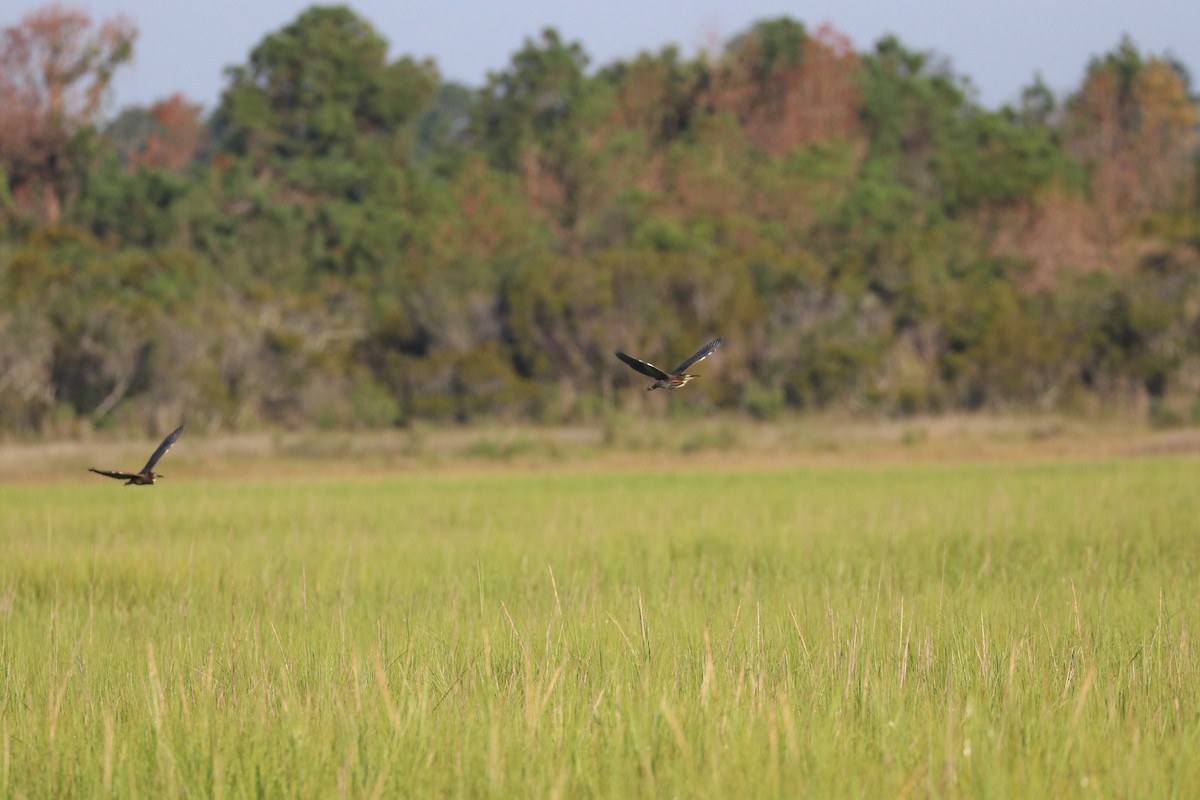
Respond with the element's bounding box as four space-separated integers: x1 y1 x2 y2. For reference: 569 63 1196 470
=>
2 445 1199 797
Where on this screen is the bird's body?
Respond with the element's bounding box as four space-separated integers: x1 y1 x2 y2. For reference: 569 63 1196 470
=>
89 425 183 486
88 469 159 485
615 338 722 391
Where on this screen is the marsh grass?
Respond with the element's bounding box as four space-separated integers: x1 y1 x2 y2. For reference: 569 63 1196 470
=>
2 455 1199 797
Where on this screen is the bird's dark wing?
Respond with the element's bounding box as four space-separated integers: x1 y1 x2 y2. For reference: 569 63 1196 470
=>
140 424 183 473
672 337 722 373
89 468 139 481
616 351 670 381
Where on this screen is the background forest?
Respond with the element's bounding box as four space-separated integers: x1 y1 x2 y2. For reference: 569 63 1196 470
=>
1 4 1198 436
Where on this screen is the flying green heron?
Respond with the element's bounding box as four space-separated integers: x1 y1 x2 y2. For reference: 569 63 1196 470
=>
89 424 183 486
615 337 723 391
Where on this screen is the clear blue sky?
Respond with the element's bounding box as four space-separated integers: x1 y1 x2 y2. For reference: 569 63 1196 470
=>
5 0 1198 114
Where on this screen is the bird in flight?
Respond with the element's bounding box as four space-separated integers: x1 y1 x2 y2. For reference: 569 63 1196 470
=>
615 337 722 391
89 424 184 485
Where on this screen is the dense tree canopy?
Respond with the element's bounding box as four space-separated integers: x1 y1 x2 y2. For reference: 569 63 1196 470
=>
1 4 1198 435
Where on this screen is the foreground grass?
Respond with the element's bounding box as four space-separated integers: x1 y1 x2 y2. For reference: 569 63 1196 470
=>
2 455 1199 797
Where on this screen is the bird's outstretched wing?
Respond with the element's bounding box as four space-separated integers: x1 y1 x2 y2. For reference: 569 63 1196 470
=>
140 424 184 473
672 337 722 373
89 468 139 481
616 351 671 381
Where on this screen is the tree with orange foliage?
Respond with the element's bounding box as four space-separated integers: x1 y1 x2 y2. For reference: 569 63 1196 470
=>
711 20 863 157
130 93 204 172
1064 38 1198 249
0 4 135 223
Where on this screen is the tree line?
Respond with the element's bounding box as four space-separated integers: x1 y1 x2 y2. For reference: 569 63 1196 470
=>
1 4 1198 435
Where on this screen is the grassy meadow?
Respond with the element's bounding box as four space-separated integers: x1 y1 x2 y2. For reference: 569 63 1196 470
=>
2 423 1199 797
